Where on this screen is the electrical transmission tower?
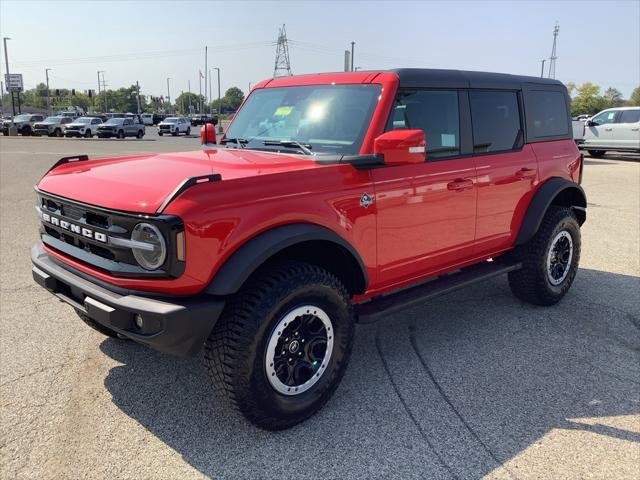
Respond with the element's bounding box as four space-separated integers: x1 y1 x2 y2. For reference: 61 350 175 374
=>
548 22 559 79
273 24 292 77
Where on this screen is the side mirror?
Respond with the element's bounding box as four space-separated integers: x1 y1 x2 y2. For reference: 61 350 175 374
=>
200 123 217 144
586 120 596 127
374 129 426 165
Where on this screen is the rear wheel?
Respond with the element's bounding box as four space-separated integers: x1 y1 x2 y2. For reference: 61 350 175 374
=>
587 150 606 158
204 261 354 430
508 206 581 306
21 126 31 136
186 127 191 136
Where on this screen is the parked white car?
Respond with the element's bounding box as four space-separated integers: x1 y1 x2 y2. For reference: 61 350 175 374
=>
157 116 191 136
64 116 103 138
582 107 640 157
141 113 154 126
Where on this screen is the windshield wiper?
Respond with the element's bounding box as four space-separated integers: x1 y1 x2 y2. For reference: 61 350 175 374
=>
263 140 313 155
221 137 248 148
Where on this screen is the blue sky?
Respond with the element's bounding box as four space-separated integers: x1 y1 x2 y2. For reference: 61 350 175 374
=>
1 0 638 100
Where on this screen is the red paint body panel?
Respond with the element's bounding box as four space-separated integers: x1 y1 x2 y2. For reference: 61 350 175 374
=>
35 70 581 301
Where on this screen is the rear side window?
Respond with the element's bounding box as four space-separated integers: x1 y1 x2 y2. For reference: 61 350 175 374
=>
527 91 569 137
618 110 640 123
470 91 521 153
387 90 460 159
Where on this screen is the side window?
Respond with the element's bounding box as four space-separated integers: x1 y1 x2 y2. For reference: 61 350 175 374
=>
618 110 640 124
470 91 521 153
92 119 100 124
591 110 617 125
386 90 460 159
124 119 131 126
527 91 569 137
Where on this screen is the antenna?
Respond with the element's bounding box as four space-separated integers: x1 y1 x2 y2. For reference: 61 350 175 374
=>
548 22 559 79
273 24 292 77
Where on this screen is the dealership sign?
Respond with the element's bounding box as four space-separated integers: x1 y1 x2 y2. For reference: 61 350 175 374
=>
5 73 23 92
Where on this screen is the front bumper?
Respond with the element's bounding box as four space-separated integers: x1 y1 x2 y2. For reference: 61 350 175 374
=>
31 243 225 356
33 128 52 136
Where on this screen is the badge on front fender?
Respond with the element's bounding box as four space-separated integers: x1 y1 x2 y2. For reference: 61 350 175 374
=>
360 193 373 208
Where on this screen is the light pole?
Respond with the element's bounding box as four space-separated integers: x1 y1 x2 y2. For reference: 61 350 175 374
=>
350 41 355 72
214 67 221 131
166 77 171 112
97 71 105 112
540 59 546 78
3 37 16 120
45 68 51 115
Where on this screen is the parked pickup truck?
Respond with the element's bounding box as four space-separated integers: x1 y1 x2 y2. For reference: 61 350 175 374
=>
3 113 44 136
33 116 74 137
31 69 586 430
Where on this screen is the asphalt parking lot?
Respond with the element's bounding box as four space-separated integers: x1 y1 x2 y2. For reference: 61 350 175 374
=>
0 136 638 479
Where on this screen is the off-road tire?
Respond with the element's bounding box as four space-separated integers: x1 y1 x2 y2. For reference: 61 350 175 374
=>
508 206 581 306
77 311 122 338
204 260 354 430
587 150 606 158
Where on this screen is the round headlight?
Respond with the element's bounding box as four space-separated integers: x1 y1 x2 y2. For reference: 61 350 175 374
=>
131 223 166 270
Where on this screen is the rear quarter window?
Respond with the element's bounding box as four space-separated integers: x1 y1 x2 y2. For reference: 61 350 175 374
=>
526 90 570 138
618 109 640 123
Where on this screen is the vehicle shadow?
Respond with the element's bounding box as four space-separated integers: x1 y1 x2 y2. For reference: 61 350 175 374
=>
101 267 640 479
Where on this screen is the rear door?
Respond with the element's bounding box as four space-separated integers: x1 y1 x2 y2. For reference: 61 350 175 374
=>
469 90 538 255
610 109 640 149
372 89 477 288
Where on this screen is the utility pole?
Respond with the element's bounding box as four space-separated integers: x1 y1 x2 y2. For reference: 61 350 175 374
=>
45 68 51 115
166 77 171 112
214 67 221 117
3 37 15 119
540 59 546 78
548 22 559 79
188 80 192 114
204 46 208 113
350 41 355 72
135 81 141 114
199 70 203 114
97 71 102 112
209 69 212 114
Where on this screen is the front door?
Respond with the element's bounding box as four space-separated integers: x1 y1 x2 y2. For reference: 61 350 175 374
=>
584 109 618 148
373 89 477 288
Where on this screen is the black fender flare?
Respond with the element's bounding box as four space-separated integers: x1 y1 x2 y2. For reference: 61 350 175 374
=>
205 223 368 296
515 177 587 246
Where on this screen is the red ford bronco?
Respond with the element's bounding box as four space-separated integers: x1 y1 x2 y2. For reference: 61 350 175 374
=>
32 69 585 429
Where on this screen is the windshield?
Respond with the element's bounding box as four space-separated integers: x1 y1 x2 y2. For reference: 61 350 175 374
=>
14 115 31 121
164 117 179 123
44 116 62 122
224 84 381 155
75 117 92 124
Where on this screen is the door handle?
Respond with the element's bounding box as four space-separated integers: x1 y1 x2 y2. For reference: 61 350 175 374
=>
515 168 536 180
631 128 639 131
604 128 613 131
447 178 474 191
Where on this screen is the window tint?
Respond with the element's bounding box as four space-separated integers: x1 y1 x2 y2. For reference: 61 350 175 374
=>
591 110 617 125
387 90 460 159
618 109 640 123
124 119 131 125
527 90 569 137
470 91 521 153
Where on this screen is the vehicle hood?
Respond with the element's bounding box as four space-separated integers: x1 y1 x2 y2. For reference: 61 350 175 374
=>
37 147 328 214
158 122 176 126
67 122 89 127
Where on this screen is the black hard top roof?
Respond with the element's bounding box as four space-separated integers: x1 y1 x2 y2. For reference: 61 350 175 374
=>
390 68 565 90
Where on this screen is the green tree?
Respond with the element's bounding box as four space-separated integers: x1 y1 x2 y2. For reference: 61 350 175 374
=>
603 87 624 108
627 86 640 106
174 92 205 114
211 86 245 112
570 83 607 116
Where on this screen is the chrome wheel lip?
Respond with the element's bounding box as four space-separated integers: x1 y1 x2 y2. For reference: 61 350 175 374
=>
546 230 573 286
265 305 334 396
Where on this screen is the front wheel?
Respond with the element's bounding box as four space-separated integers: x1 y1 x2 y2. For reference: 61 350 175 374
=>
84 130 92 138
136 129 144 139
587 150 606 158
158 131 163 136
54 128 63 137
508 206 581 306
204 261 354 430
117 130 125 139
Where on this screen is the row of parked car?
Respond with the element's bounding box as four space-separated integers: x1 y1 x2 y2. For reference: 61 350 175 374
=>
1 112 220 139
572 106 640 157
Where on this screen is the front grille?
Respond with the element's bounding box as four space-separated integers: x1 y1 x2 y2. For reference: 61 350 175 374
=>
159 125 171 130
66 126 81 131
37 191 185 278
